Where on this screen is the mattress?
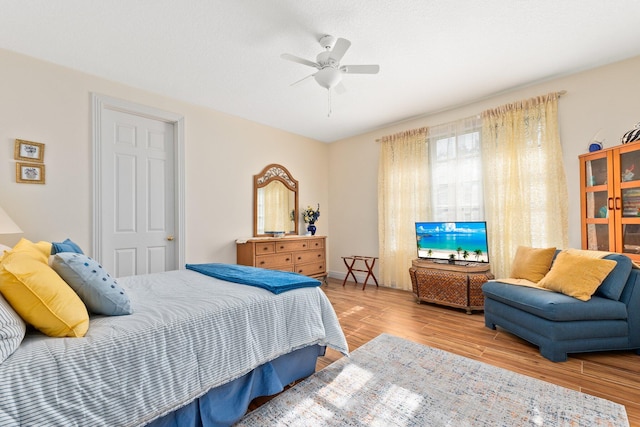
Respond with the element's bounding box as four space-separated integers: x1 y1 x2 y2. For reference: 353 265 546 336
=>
0 269 348 426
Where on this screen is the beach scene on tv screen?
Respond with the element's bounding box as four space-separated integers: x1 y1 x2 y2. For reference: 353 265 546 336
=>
416 222 489 262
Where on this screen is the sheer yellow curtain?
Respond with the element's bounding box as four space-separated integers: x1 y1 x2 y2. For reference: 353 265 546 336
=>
481 92 568 278
378 127 430 290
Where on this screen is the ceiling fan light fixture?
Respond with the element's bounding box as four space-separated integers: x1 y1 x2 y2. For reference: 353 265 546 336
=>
314 67 341 89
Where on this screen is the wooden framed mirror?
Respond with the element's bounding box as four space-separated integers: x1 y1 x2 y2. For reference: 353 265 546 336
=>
254 164 298 237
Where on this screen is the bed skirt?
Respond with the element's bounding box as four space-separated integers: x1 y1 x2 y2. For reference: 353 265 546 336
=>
147 344 326 427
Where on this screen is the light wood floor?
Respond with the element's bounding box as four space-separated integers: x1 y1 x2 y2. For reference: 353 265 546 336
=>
318 278 640 426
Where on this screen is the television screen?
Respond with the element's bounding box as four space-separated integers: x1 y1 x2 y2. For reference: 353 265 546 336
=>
415 221 489 263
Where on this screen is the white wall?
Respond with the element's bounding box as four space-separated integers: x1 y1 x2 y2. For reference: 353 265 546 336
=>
327 55 640 283
0 48 329 265
4 47 639 281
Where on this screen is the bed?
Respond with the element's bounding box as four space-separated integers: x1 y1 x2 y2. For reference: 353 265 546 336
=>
0 266 349 426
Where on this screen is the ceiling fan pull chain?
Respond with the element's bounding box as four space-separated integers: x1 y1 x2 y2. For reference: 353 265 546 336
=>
328 89 332 117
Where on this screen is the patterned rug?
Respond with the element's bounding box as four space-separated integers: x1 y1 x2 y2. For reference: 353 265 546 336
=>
236 333 628 426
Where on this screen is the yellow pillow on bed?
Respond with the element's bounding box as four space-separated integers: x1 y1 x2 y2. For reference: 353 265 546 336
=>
10 238 52 262
509 246 557 283
0 240 88 337
537 251 617 301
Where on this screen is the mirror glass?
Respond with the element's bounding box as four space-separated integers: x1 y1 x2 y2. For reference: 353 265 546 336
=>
254 164 298 236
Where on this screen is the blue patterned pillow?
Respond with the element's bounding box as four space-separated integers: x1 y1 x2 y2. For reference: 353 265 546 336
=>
51 253 132 316
51 238 84 255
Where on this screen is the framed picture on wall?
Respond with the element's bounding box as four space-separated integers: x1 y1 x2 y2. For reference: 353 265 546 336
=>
16 162 46 184
14 139 45 162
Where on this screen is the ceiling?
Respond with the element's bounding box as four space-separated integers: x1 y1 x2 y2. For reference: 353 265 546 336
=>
2 1 640 143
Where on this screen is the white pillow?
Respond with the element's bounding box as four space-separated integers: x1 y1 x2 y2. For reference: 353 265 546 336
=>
0 294 26 364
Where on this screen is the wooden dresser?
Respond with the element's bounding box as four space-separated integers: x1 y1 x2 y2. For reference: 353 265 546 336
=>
236 236 326 280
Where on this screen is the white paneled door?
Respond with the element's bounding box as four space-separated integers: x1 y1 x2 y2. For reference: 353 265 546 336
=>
99 108 176 277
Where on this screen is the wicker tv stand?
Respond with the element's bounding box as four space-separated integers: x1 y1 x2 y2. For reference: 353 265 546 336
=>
409 259 494 314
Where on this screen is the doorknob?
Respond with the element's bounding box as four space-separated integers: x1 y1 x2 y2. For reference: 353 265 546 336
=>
166 235 175 241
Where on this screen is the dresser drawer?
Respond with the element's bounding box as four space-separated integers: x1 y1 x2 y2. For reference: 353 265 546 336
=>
295 249 325 264
295 262 325 276
307 239 324 250
255 253 293 268
275 240 311 252
254 242 276 255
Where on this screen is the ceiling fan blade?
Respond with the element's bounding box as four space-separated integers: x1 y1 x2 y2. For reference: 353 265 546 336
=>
290 73 316 86
340 64 380 74
334 82 347 95
281 53 320 69
329 38 351 62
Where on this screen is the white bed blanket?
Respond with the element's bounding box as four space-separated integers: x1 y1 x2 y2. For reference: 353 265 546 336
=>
0 269 348 426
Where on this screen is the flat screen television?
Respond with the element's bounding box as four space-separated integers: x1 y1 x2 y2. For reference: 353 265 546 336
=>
415 221 489 263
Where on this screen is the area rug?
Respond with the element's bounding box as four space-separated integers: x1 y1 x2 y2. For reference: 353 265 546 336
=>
236 333 629 426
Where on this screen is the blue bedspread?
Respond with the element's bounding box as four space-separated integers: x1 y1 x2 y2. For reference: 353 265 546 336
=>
185 263 321 294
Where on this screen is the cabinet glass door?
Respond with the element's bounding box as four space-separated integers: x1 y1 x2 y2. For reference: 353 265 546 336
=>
586 224 610 251
585 157 608 187
618 149 640 256
583 154 613 253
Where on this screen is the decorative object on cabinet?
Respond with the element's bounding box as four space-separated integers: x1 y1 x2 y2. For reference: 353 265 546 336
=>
236 235 326 280
588 141 603 152
254 164 298 237
409 259 493 314
14 139 44 162
621 122 640 144
15 162 45 184
580 140 640 261
587 129 604 152
303 204 320 235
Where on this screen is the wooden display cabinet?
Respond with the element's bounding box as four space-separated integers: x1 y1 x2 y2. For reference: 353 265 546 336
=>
580 140 640 261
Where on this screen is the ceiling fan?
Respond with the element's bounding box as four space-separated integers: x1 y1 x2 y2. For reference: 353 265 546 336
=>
281 35 380 116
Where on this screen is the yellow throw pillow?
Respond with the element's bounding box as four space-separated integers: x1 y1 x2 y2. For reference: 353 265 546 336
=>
509 246 557 282
537 251 617 301
0 250 89 337
10 238 52 263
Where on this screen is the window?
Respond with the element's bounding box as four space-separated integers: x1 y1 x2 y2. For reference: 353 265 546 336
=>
428 116 483 221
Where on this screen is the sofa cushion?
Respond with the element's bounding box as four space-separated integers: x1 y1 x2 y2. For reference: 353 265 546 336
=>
595 254 632 300
482 280 627 322
538 251 617 301
509 246 556 283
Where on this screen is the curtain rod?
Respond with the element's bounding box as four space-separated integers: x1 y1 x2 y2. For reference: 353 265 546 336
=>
375 90 567 142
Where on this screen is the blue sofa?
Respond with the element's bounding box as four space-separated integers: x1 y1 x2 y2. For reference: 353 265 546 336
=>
482 253 640 362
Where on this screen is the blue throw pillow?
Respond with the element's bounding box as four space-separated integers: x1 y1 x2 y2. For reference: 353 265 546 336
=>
51 238 84 255
51 253 132 316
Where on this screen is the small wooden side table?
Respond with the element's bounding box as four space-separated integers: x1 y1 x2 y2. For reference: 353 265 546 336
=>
409 259 493 314
342 256 379 290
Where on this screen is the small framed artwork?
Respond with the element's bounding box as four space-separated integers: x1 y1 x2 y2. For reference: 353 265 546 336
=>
16 162 46 184
14 139 45 162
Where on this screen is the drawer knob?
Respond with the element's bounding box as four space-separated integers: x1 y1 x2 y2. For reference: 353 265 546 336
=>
280 246 284 249
302 244 307 248
263 247 269 251
259 261 265 265
297 256 302 260
286 258 290 262
317 254 321 258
